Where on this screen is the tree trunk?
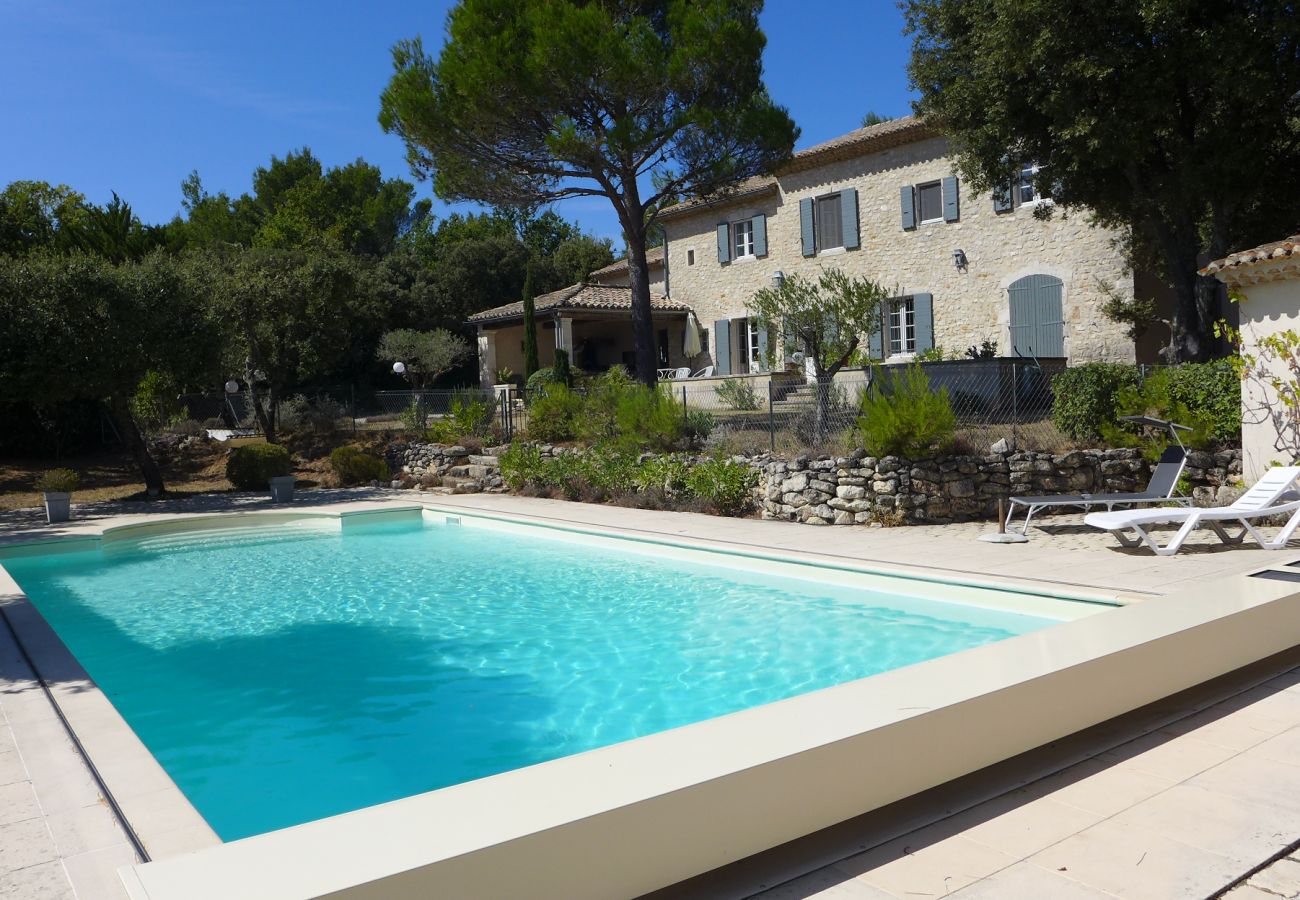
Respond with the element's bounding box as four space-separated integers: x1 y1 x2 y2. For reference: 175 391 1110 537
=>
623 219 658 386
109 395 165 497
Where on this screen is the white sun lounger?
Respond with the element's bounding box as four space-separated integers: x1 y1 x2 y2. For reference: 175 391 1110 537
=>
1008 446 1190 532
1084 466 1300 556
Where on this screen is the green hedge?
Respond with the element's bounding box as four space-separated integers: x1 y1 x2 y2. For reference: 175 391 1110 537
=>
226 444 293 490
1052 361 1240 445
329 446 389 485
1051 363 1141 441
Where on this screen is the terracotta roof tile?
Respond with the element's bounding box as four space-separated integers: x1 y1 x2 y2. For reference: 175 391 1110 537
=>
589 245 664 278
468 282 688 324
1202 234 1300 276
659 116 932 219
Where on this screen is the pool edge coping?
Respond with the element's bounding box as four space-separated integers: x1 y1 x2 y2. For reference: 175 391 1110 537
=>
4 499 1300 900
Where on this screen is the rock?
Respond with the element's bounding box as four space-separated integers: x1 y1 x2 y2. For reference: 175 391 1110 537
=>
832 510 854 525
835 484 867 500
947 479 976 498
990 437 1015 454
781 473 809 493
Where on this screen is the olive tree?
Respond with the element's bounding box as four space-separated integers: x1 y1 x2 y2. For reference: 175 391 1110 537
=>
378 0 797 385
748 268 890 442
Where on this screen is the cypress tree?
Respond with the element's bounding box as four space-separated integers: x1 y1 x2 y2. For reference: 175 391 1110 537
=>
522 268 540 378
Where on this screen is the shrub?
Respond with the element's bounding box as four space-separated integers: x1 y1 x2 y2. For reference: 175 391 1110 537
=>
576 367 636 444
279 394 347 434
1051 363 1141 441
35 468 79 493
1101 361 1241 455
499 442 545 490
129 370 183 435
526 383 584 442
1154 360 1240 444
612 384 682 451
427 389 496 442
226 443 293 489
857 363 956 457
684 408 714 444
552 347 573 387
634 454 691 494
398 396 427 432
685 456 757 516
526 367 560 393
329 446 389 485
716 377 760 411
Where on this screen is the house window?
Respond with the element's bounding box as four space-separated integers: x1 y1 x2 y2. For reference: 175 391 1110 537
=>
747 319 763 372
815 193 843 251
687 248 695 266
888 298 916 355
733 219 755 258
657 328 670 366
1018 163 1050 205
916 181 943 224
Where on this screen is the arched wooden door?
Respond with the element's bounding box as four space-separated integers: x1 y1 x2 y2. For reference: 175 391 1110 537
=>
1008 274 1065 358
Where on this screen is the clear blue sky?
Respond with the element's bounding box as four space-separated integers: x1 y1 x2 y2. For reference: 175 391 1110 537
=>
0 0 917 246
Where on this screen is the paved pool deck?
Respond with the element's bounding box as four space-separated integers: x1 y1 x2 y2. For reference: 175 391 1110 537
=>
2 489 1299 899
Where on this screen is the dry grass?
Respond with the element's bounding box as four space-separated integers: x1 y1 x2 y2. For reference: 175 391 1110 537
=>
0 433 348 512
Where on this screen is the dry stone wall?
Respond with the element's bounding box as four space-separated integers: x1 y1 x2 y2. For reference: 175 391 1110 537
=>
386 441 1242 525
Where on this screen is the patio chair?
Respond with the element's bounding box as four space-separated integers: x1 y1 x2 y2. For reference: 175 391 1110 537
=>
691 365 715 378
672 366 691 380
1008 445 1190 533
1084 466 1300 556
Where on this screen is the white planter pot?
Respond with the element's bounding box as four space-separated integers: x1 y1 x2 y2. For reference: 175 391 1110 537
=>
268 476 296 503
43 492 71 524
493 384 513 403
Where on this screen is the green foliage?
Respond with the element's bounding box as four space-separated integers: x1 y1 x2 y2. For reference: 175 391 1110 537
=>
377 328 471 388
1051 363 1142 441
499 444 754 516
329 446 390 485
716 377 760 411
522 269 540 377
903 0 1300 360
398 397 428 432
526 367 561 392
379 0 797 381
0 181 87 255
525 384 584 442
748 268 888 380
551 347 573 387
226 443 293 489
427 389 496 442
34 468 79 493
966 339 997 360
684 408 714 444
613 384 682 452
279 394 347 434
857 363 956 457
1101 362 1240 454
684 456 757 516
129 370 183 435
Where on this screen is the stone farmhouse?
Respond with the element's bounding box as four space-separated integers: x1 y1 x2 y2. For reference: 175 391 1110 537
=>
472 116 1166 387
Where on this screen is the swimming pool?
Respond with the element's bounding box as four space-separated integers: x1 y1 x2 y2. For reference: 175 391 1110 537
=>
2 512 1059 841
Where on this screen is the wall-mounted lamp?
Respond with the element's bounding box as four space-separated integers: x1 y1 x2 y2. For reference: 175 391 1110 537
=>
952 249 968 270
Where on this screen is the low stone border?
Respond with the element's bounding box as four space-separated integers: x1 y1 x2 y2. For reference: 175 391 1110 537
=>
386 441 1242 526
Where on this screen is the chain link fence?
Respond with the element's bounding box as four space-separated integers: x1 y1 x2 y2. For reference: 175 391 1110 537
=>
159 359 1122 454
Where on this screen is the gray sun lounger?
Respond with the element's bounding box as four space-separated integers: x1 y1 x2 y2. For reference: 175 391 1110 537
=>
1008 445 1190 532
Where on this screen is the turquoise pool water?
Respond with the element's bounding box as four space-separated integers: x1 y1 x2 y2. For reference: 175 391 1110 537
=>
3 517 1056 840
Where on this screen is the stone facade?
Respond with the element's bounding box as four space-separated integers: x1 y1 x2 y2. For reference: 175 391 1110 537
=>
661 133 1138 373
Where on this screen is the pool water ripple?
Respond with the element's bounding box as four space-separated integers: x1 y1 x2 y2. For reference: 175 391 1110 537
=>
4 519 1054 840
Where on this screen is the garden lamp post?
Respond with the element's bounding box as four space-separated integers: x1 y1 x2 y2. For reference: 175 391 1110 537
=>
223 379 240 428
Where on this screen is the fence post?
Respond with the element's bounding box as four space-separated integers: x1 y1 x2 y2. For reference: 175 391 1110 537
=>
768 380 776 454
500 389 512 441
1011 362 1019 442
681 384 688 430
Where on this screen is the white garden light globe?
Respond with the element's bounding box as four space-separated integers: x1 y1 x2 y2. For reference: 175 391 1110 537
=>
224 380 239 394
393 361 407 375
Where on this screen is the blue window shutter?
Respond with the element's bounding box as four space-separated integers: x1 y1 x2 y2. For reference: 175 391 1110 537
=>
1008 275 1065 358
913 293 934 352
993 181 1013 213
756 321 769 372
752 214 767 257
799 198 815 256
941 177 959 222
840 188 860 249
868 304 884 359
713 319 732 374
716 223 730 263
900 185 915 230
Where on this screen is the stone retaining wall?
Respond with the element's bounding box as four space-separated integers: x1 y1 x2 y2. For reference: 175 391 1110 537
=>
386 440 1242 525
759 448 1242 525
